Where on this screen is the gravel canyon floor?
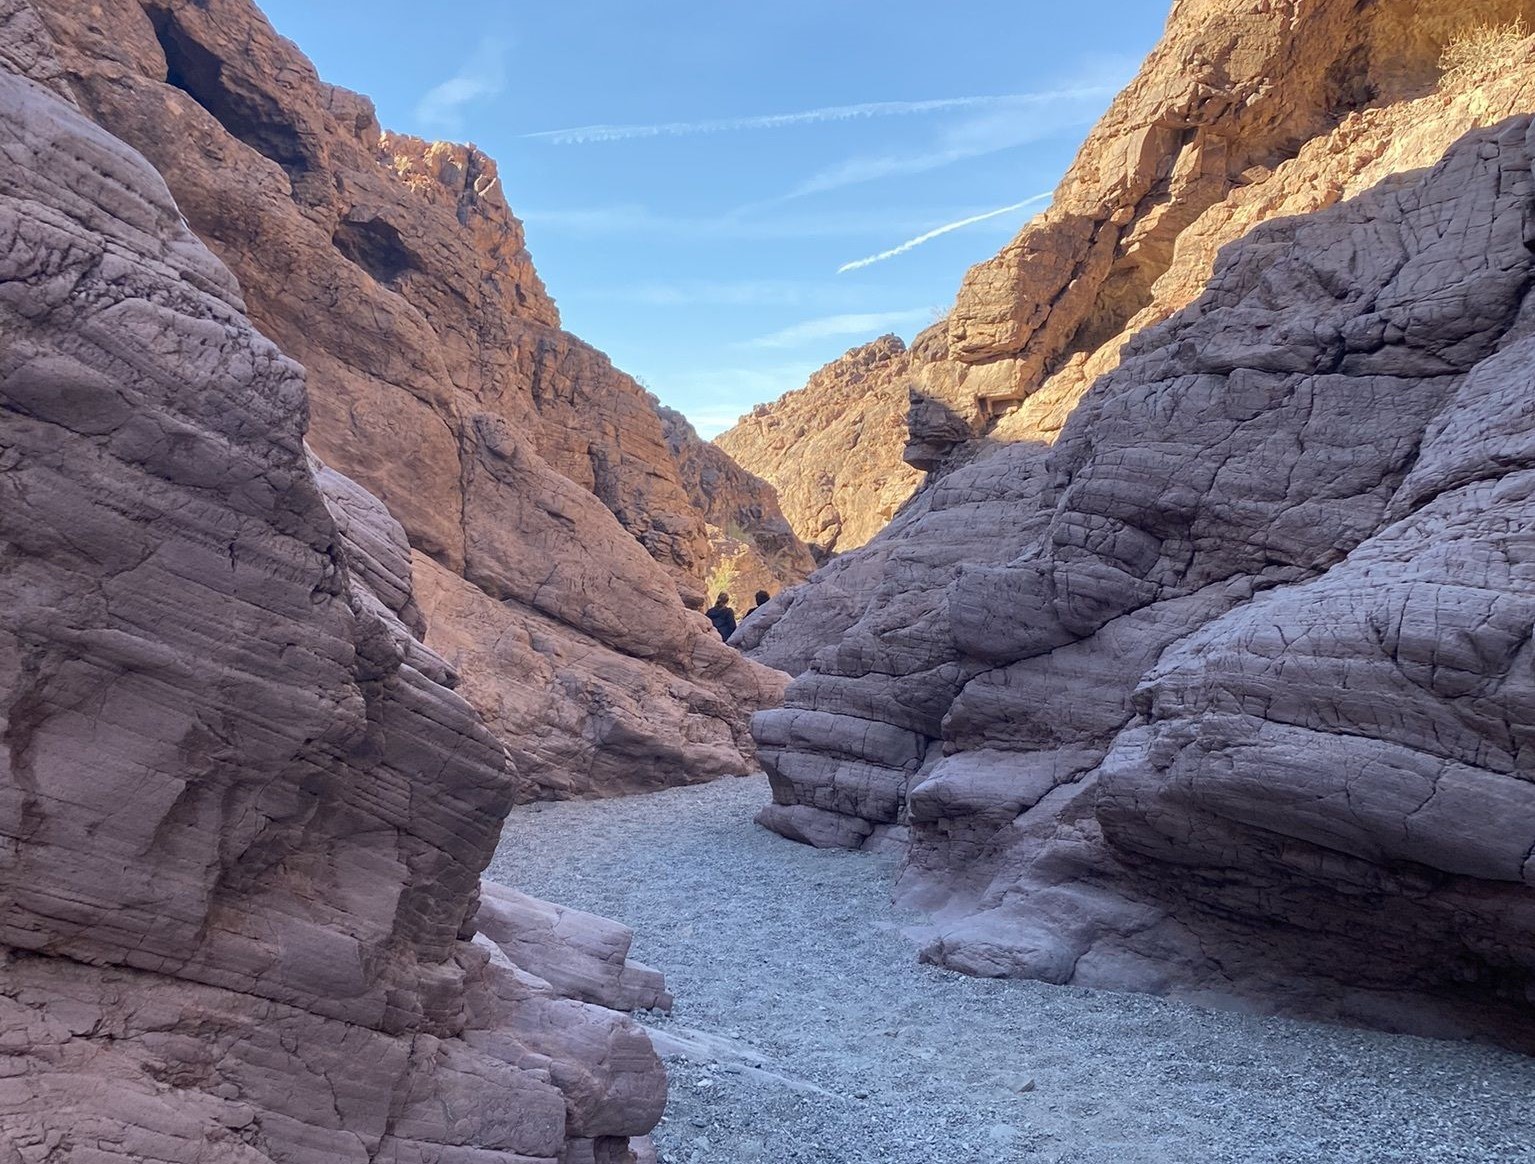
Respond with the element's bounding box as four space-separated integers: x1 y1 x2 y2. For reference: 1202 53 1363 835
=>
488 778 1535 1164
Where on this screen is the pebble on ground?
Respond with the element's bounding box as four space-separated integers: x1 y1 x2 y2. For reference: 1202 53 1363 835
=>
486 775 1535 1164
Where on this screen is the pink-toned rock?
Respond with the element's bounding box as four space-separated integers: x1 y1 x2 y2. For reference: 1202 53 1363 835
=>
26 0 790 797
716 336 925 558
476 883 672 1014
0 42 663 1162
412 551 784 801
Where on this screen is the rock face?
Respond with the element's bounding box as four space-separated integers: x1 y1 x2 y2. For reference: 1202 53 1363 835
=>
24 0 789 800
716 335 925 559
725 0 1535 568
657 404 816 608
0 40 663 1162
750 0 1535 1046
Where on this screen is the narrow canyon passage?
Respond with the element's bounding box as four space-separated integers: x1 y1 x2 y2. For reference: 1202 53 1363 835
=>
488 779 1535 1164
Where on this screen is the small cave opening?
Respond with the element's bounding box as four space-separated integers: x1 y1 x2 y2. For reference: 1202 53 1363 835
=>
332 217 417 286
145 4 315 184
1323 43 1380 120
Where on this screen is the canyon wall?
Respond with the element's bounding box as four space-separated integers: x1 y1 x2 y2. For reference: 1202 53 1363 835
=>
24 0 800 800
657 404 816 605
749 0 1535 1045
716 335 925 560
0 24 664 1159
725 0 1535 575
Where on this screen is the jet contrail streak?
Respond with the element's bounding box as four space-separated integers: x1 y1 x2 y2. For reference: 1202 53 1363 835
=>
524 90 1112 145
837 194 1052 273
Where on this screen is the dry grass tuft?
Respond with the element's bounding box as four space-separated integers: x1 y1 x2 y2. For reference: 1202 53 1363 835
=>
1439 18 1530 90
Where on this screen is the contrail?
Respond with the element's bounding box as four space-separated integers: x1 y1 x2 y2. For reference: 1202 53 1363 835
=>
744 308 936 349
837 194 1052 273
524 91 1109 145
415 40 508 135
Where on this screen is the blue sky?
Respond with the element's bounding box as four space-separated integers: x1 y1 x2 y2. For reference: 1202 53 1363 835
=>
259 1 1169 436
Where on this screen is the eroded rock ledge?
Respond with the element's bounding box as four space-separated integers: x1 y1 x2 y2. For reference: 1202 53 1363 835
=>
0 38 663 1162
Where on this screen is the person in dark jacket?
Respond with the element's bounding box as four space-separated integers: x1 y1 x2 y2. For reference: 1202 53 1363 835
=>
706 592 737 641
746 589 772 618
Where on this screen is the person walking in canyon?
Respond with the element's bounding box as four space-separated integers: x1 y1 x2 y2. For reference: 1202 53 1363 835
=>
746 589 772 618
706 592 737 640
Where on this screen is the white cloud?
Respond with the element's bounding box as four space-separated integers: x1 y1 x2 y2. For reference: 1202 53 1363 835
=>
784 85 1116 199
837 194 1052 273
654 362 826 437
742 309 934 350
415 39 509 136
518 203 1002 240
523 93 1085 145
583 279 872 309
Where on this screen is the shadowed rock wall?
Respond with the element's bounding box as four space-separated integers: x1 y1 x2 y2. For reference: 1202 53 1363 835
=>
748 0 1535 1046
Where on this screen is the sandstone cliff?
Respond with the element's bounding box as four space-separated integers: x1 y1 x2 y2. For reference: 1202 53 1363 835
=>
657 404 816 605
0 31 665 1159
24 0 793 799
716 335 925 559
748 0 1535 1046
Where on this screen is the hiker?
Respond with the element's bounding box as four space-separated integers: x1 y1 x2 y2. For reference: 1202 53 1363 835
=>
746 589 772 618
706 592 737 641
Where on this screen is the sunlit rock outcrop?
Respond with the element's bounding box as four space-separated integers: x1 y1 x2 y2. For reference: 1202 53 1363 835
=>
658 404 816 608
716 335 924 560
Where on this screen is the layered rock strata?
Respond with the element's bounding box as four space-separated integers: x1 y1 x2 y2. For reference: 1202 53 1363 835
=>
1 45 664 1160
25 0 789 799
750 1 1535 1046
